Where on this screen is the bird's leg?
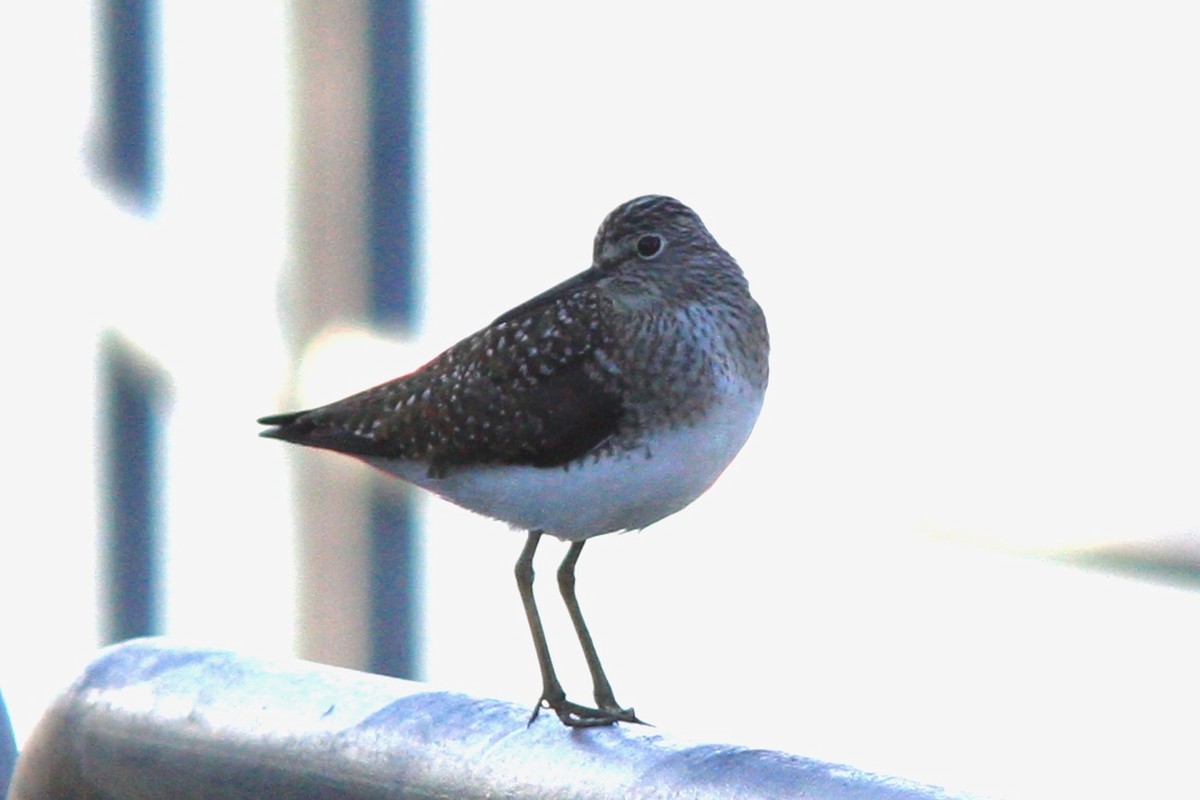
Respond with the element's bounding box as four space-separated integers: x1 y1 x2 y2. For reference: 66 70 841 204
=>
557 541 642 724
515 531 624 727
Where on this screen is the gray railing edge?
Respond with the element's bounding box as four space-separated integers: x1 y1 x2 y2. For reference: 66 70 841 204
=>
8 638 982 800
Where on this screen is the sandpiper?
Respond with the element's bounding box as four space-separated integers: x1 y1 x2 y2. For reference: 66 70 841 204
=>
259 195 769 726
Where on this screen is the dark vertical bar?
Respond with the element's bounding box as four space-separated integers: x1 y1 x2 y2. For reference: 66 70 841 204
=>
101 334 168 643
368 489 421 678
366 0 422 679
0 688 15 797
367 0 421 330
97 0 160 208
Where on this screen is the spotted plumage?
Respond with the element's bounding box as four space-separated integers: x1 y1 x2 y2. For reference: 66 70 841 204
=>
260 195 767 500
259 195 769 727
260 290 625 477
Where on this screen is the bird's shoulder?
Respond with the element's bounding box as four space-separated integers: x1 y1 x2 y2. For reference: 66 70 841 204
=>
262 289 629 473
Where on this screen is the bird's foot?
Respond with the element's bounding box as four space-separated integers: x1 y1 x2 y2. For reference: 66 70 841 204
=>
527 689 644 728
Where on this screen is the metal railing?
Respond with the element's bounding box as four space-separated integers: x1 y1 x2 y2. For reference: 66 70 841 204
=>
0 689 15 797
8 639 973 800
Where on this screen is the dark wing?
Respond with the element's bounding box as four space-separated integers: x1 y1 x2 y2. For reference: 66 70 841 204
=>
258 285 626 476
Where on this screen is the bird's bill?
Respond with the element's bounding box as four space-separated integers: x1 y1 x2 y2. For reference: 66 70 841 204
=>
490 265 602 327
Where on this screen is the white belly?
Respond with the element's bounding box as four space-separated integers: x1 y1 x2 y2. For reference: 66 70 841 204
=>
362 389 764 541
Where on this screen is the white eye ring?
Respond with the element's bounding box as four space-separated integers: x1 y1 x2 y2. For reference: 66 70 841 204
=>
635 234 664 260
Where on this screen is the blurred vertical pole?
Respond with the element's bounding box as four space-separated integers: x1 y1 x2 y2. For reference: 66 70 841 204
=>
365 0 422 679
368 487 420 678
99 334 168 643
291 1 423 678
367 0 420 329
95 0 165 642
96 0 160 208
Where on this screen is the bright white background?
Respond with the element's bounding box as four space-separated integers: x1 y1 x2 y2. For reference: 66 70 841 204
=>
3 3 1200 799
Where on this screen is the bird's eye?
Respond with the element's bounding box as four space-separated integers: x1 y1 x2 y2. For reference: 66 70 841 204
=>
635 234 664 259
